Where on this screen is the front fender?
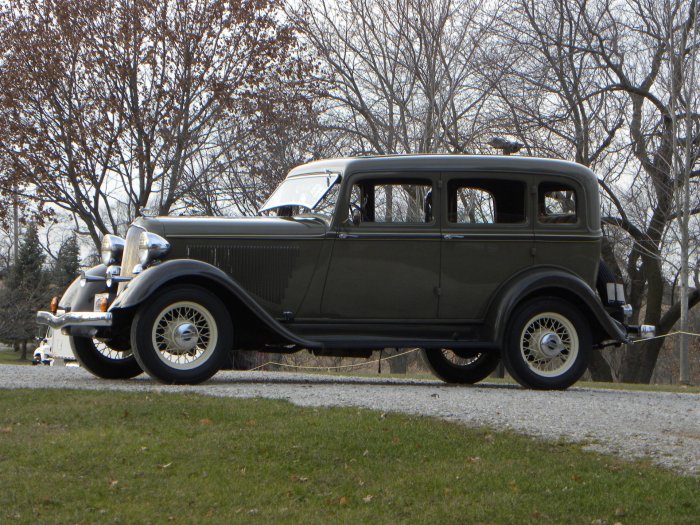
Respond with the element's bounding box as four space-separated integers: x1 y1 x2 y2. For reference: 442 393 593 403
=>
486 267 627 347
60 264 109 312
110 259 321 349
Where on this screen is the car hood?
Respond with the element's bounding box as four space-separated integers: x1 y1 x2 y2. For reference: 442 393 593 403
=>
135 215 329 238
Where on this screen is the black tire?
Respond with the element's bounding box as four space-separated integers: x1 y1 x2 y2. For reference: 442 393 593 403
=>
502 297 591 390
70 336 142 380
130 285 232 384
424 349 500 384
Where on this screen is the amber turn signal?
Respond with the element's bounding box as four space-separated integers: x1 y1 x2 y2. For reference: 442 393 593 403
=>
98 297 109 313
50 297 58 315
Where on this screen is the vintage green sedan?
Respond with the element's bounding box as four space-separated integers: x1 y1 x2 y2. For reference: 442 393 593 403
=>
37 155 653 389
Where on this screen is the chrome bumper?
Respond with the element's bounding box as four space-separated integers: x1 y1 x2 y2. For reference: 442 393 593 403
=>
37 311 113 329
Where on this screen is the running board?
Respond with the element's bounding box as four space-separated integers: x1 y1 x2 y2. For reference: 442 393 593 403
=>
304 336 499 351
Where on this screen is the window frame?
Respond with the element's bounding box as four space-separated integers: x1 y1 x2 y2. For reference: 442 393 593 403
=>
442 173 531 231
338 171 439 230
537 181 580 226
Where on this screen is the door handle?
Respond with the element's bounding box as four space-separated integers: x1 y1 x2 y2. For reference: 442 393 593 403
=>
443 234 465 240
338 233 359 239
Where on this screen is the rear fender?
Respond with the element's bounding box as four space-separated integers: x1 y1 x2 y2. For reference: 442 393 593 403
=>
486 267 627 347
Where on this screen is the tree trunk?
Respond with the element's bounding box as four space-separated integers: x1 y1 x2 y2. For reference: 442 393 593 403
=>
588 350 614 382
619 253 665 383
20 340 27 361
620 288 700 383
387 348 408 374
233 350 265 370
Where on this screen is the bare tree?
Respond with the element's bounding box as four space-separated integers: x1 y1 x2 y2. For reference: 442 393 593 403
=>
0 0 316 247
491 0 700 382
290 0 500 155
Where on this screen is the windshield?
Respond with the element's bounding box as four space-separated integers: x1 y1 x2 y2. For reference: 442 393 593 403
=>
259 173 340 216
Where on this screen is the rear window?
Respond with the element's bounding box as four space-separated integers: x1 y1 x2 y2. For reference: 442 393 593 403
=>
538 182 577 224
447 178 526 224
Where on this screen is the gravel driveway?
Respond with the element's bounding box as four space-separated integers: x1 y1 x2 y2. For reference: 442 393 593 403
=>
2 364 698 475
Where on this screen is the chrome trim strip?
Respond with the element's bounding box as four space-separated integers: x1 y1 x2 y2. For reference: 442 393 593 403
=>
167 234 327 240
37 311 113 329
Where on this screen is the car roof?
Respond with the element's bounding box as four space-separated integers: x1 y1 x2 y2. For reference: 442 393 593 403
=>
287 155 597 184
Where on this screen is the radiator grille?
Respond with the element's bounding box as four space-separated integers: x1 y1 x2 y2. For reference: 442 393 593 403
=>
118 225 145 294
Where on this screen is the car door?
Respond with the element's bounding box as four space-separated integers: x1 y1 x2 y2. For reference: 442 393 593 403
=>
438 172 534 319
321 171 441 319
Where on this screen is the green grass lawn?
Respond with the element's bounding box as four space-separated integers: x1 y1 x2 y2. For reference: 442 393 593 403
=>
0 346 31 365
0 390 697 524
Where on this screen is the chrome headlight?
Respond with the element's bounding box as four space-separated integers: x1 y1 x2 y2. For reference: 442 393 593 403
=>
138 232 170 265
101 235 125 266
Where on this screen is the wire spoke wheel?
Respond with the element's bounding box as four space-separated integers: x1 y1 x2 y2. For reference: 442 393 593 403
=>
503 298 590 390
150 301 219 371
440 349 482 366
94 340 132 361
70 335 142 380
519 312 579 378
424 347 500 384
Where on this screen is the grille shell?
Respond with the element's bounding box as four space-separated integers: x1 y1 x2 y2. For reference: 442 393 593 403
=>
118 225 145 294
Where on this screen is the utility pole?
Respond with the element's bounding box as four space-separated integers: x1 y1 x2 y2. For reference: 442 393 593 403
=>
671 0 698 385
680 0 698 385
12 187 19 265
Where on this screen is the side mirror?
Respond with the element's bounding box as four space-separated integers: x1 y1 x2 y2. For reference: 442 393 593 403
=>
351 208 362 226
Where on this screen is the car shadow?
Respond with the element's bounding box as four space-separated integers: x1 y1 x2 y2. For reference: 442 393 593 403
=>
201 371 524 390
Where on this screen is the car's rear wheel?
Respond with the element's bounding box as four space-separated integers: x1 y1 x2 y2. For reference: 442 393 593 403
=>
70 336 142 379
502 297 591 390
424 349 500 384
130 285 232 384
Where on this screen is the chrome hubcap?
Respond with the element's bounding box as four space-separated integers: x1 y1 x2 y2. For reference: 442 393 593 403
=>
539 332 564 358
172 323 198 352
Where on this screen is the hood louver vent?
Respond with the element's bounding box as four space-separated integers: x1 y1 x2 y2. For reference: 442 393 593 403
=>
186 243 300 304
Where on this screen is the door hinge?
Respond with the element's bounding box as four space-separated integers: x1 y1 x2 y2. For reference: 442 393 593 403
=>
531 247 537 257
434 286 442 296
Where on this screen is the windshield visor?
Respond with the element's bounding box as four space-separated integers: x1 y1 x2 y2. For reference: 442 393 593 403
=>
259 173 340 214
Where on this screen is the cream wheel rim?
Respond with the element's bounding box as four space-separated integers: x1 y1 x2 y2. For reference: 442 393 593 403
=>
440 349 483 367
151 301 218 370
519 312 579 377
95 340 132 360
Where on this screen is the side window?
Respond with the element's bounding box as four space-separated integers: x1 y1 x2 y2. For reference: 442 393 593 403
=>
351 179 433 224
454 187 495 224
539 182 577 224
447 178 526 224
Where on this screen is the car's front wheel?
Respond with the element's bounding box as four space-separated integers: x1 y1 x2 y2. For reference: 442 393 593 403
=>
502 297 591 390
424 349 500 384
130 285 232 384
70 336 142 379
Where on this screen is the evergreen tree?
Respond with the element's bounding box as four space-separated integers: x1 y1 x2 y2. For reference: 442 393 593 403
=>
7 223 44 290
53 234 80 290
0 224 49 358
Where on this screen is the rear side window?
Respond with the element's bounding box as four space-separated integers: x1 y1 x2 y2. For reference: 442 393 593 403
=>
539 182 577 224
447 178 526 224
453 187 495 224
